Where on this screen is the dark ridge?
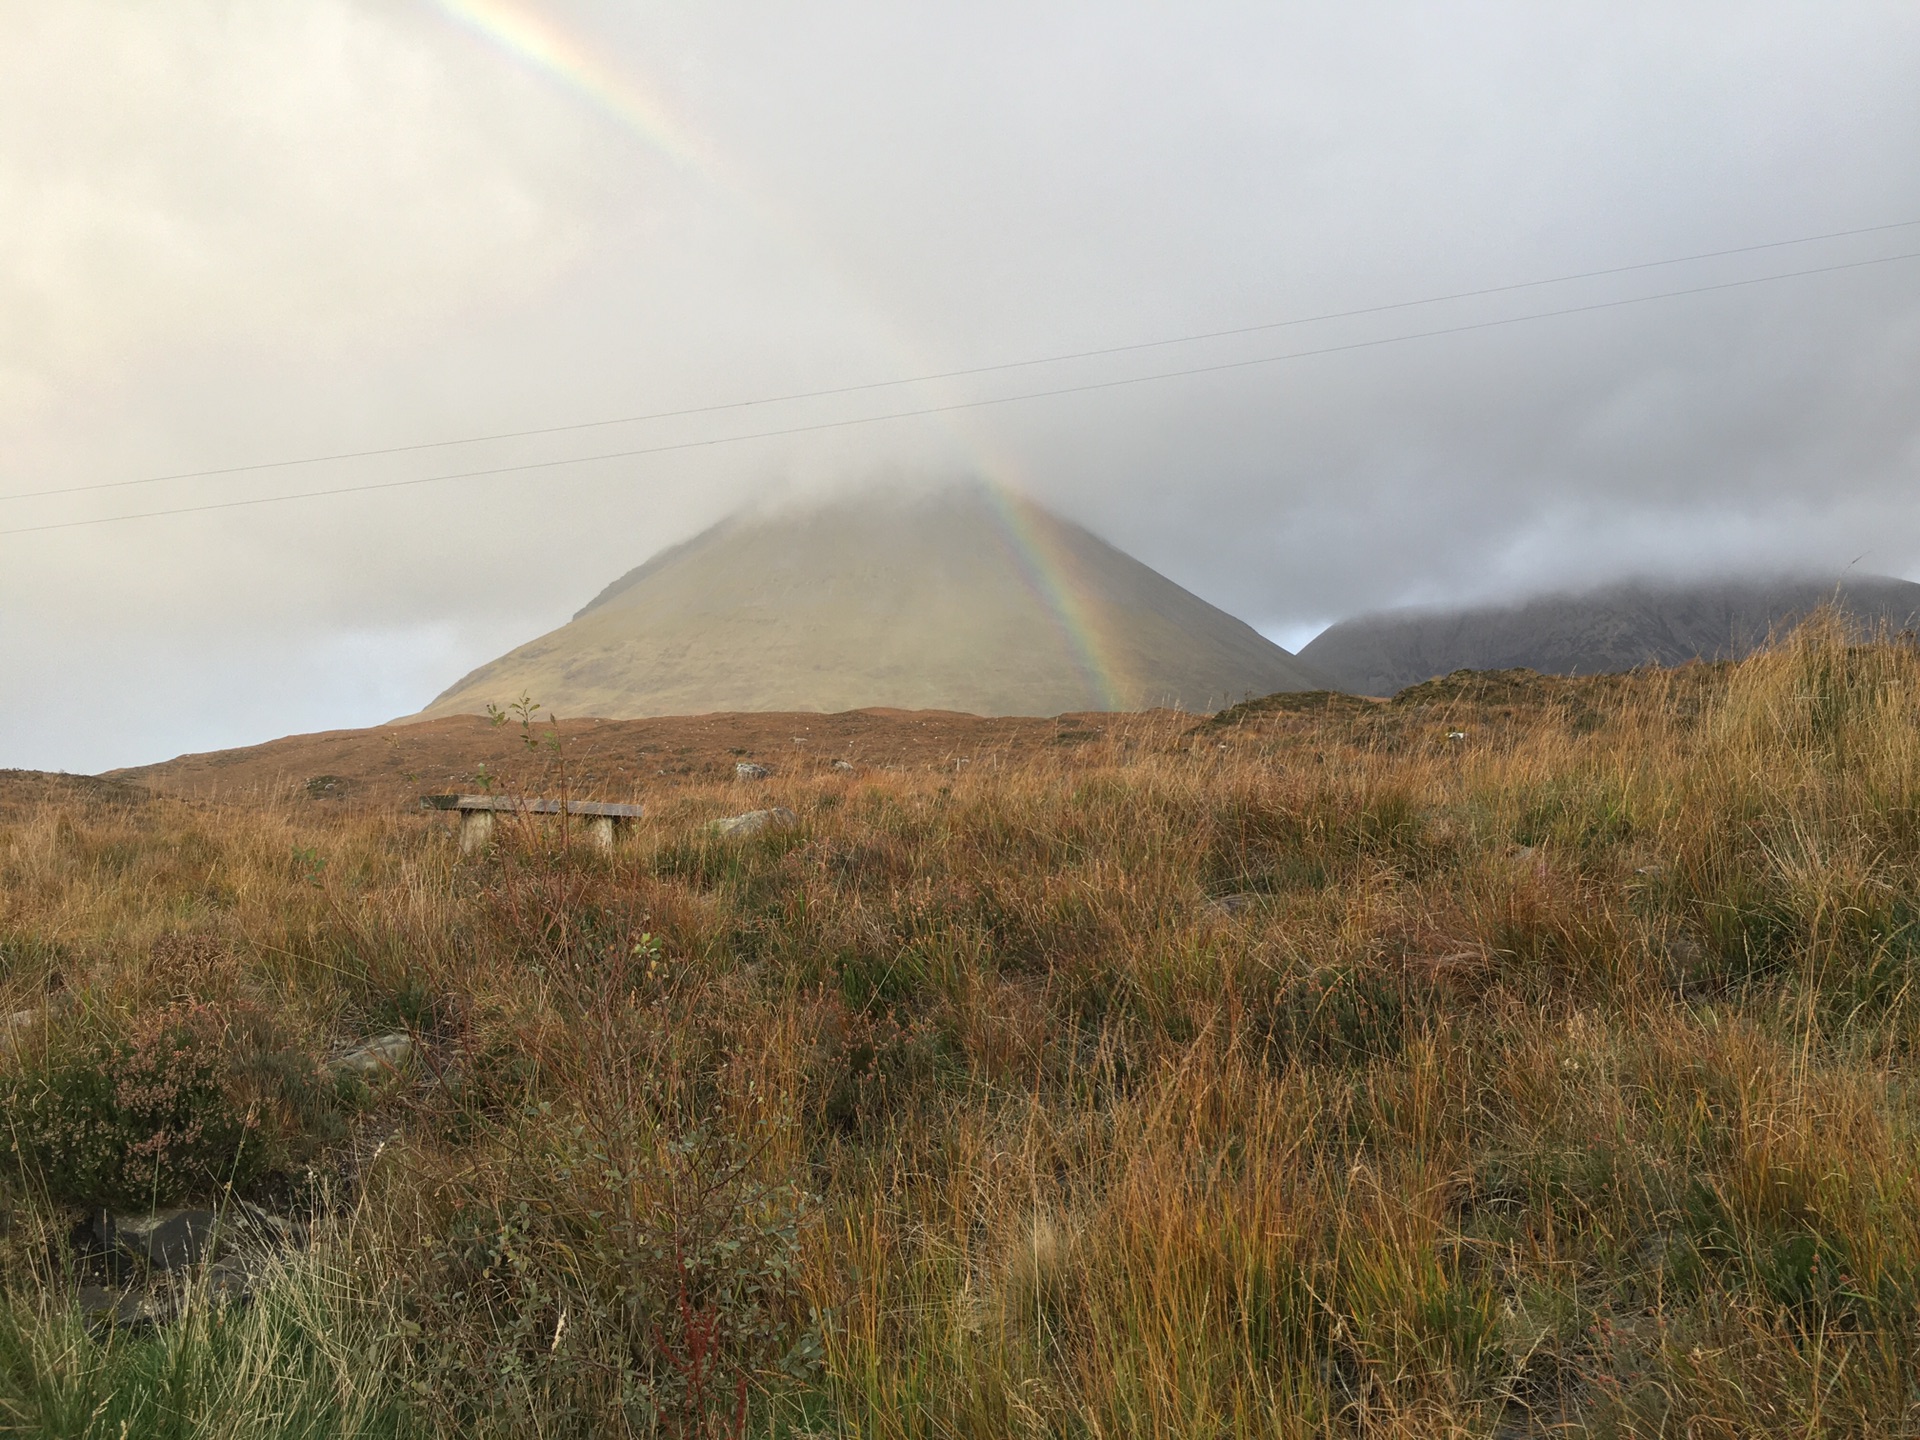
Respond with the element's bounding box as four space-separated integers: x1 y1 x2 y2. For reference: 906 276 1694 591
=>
1300 575 1920 697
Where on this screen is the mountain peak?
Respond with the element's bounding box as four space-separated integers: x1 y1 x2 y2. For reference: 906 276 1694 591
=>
416 483 1323 719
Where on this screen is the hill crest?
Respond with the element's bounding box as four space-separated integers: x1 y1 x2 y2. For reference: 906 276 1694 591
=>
1299 573 1920 697
416 483 1325 720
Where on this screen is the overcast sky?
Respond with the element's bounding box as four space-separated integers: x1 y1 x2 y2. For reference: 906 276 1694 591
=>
4 1 1919 771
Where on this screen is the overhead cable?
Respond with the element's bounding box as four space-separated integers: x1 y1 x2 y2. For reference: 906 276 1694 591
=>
6 243 1919 538
4 215 1918 507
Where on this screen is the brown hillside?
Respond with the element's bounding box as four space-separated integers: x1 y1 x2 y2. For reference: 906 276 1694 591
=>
112 707 1188 808
413 483 1326 721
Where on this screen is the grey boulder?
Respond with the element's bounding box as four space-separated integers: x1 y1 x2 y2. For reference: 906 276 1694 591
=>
330 1032 414 1080
98 1208 221 1270
707 807 796 839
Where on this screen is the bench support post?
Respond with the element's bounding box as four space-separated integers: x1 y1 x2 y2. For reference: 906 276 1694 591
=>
459 809 494 855
586 815 616 852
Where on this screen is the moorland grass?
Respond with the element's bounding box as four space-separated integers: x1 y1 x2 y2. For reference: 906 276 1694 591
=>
2 617 1920 1435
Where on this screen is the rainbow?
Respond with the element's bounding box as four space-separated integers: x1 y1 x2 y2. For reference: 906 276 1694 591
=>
978 474 1129 711
429 0 718 177
427 0 1132 710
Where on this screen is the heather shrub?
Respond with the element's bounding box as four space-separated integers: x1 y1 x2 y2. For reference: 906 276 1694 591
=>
394 914 821 1436
0 1001 310 1207
410 1112 819 1437
813 1001 955 1135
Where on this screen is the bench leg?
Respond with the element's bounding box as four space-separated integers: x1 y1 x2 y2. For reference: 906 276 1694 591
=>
459 810 494 855
587 815 616 851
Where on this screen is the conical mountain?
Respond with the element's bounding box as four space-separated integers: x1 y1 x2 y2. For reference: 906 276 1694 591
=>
416 484 1325 719
1299 574 1920 697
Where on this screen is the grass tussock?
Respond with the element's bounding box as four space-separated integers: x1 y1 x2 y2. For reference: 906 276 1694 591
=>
3 615 1920 1434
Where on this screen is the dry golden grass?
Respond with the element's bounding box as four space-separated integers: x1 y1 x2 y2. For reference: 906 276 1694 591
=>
4 615 1920 1436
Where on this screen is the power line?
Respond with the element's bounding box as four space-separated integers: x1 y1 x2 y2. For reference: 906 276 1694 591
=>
4 215 1919 507
6 243 1919 539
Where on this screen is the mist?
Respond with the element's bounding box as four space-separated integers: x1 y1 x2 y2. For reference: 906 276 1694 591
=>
4 0 1919 771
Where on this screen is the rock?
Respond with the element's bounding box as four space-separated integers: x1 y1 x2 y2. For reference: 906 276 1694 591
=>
77 1284 173 1328
75 1284 118 1321
734 761 771 780
83 1199 298 1328
98 1208 221 1270
330 1032 414 1080
233 1199 302 1249
707 807 796 839
1207 893 1260 917
205 1251 270 1302
0 1010 37 1053
0 993 72 1053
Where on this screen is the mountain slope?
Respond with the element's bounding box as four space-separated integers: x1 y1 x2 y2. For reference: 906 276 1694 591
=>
416 484 1325 719
1299 574 1920 697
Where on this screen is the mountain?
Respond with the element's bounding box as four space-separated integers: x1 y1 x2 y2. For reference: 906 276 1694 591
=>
414 483 1326 720
1298 574 1920 697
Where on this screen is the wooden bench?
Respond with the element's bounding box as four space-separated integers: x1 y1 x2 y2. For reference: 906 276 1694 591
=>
420 795 645 853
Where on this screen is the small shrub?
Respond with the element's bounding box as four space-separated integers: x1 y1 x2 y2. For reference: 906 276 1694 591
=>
814 1002 953 1135
412 1113 819 1436
0 1003 268 1207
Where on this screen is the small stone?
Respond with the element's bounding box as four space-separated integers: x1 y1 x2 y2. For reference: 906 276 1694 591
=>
125 1291 174 1325
76 1284 120 1320
78 1284 173 1328
734 761 770 780
231 1199 302 1250
330 1032 414 1080
0 993 72 1052
206 1252 268 1303
0 1010 36 1053
707 807 796 839
99 1208 221 1270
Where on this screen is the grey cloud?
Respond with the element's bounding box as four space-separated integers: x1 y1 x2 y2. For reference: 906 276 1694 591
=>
3 0 1919 769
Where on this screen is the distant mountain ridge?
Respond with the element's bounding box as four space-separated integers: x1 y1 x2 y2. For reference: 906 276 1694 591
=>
415 483 1326 720
1299 575 1920 697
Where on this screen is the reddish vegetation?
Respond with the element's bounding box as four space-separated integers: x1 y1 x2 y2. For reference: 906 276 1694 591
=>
7 631 1920 1433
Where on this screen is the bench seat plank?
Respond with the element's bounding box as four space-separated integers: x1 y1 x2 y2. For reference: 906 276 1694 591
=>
421 795 645 819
